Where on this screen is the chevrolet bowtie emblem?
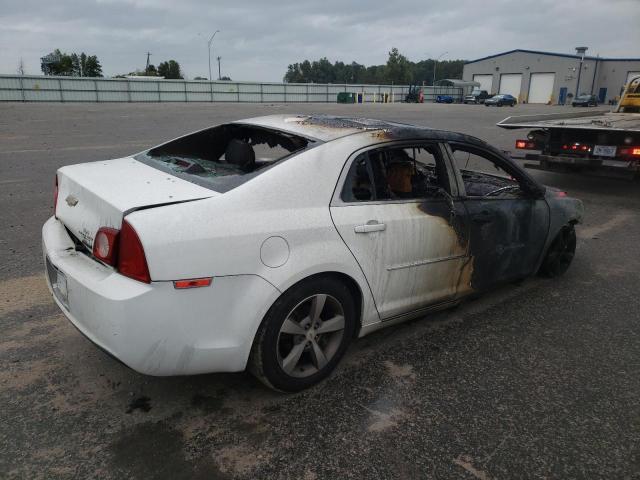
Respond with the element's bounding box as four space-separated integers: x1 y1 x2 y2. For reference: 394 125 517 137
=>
65 195 79 207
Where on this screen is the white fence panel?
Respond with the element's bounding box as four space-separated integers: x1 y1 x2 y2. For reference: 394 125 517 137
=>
98 91 128 102
0 75 463 104
187 91 211 102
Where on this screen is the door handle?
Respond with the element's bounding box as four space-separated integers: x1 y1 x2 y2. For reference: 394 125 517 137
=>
471 211 493 224
354 221 386 233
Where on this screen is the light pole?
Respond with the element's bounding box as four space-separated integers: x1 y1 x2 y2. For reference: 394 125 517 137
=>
432 51 448 86
575 46 588 97
208 30 220 81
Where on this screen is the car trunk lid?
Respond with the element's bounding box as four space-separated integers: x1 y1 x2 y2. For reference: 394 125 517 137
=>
56 157 215 249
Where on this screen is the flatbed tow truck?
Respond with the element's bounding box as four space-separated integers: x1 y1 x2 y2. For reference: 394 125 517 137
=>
498 75 640 179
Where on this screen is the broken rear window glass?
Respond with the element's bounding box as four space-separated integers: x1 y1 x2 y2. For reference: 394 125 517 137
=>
135 124 313 193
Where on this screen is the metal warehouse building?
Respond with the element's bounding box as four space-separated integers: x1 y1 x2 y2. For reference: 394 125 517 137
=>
462 49 640 104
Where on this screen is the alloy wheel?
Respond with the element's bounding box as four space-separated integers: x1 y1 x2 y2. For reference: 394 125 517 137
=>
276 294 345 378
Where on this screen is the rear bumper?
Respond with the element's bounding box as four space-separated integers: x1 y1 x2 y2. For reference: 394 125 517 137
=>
42 216 280 376
513 153 640 178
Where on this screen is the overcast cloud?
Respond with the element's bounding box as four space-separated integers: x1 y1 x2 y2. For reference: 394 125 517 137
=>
1 0 638 81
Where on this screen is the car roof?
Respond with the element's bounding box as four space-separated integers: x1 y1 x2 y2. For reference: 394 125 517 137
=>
235 114 434 142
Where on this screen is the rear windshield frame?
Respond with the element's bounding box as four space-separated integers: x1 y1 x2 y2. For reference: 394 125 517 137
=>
134 123 321 193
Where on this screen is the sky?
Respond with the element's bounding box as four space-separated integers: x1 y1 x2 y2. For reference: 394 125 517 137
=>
1 0 638 81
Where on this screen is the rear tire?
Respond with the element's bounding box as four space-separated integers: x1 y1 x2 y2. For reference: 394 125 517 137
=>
539 225 577 277
249 277 356 392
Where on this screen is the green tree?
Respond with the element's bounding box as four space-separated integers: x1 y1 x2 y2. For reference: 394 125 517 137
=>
83 55 102 77
42 49 102 77
145 64 158 76
158 60 183 79
385 48 412 84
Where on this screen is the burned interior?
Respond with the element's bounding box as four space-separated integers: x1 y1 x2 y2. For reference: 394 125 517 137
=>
136 124 312 192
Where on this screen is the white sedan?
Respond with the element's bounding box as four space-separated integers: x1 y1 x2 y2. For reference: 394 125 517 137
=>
43 115 583 391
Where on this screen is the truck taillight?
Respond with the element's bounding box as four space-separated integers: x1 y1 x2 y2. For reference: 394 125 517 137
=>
93 227 120 266
117 220 151 283
515 139 536 149
54 175 59 217
561 143 591 152
619 146 640 157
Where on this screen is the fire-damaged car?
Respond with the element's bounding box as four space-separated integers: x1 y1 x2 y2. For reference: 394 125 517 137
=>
43 115 583 391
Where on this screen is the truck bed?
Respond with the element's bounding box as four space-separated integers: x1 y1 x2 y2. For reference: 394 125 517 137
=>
497 110 640 132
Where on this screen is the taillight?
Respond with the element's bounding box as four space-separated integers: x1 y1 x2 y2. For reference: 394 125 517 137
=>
117 220 151 283
93 227 120 266
619 146 640 157
53 175 59 217
515 139 536 150
561 143 591 152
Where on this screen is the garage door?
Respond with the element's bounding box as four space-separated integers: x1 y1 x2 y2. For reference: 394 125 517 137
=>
627 72 640 85
528 73 555 104
499 74 522 98
473 74 493 93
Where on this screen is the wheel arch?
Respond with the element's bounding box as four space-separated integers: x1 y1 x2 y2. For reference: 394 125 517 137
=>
266 271 364 338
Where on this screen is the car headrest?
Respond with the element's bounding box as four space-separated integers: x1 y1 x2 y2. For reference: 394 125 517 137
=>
387 162 413 193
225 139 255 171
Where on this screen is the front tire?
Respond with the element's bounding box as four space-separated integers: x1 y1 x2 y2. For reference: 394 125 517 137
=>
539 225 577 277
249 277 356 392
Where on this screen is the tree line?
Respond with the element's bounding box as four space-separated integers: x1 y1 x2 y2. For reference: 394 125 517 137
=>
40 49 103 77
39 49 190 79
284 48 465 85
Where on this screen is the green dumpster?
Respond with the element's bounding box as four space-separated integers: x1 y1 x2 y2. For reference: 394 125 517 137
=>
337 92 356 104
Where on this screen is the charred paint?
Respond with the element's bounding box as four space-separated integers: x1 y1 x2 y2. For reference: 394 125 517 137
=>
417 200 468 248
463 197 550 292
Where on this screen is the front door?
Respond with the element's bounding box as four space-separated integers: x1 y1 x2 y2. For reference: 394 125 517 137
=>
598 87 607 104
447 143 550 293
559 87 567 105
330 143 468 320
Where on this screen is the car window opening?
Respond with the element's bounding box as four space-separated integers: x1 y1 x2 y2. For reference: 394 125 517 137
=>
136 124 311 192
343 144 450 202
451 146 523 198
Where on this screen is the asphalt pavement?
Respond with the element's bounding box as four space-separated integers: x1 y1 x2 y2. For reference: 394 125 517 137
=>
1 102 639 479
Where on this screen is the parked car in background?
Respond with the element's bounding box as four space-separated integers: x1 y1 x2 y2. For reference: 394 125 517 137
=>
463 90 491 104
572 94 598 107
485 94 517 107
43 115 583 392
435 95 455 104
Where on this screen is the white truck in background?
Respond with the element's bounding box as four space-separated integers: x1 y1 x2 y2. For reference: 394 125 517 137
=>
498 75 640 179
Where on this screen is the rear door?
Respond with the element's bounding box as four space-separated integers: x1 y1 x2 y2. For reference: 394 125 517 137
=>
446 143 549 292
330 142 469 320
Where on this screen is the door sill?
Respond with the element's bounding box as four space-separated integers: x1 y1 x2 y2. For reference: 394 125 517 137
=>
381 298 460 324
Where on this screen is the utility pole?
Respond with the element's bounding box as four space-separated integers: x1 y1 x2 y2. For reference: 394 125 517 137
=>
208 30 220 81
575 46 588 96
217 56 221 80
590 53 599 95
432 51 448 86
145 52 152 73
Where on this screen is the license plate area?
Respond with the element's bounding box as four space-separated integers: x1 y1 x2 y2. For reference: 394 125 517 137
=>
46 256 69 309
594 145 617 157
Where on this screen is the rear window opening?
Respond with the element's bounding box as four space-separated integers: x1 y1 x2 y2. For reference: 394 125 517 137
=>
135 124 313 192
